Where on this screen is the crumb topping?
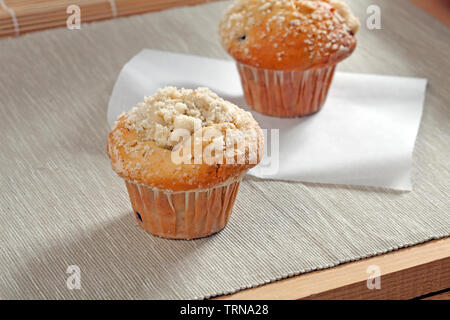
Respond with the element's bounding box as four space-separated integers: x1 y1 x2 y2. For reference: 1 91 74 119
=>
120 87 257 150
219 0 360 67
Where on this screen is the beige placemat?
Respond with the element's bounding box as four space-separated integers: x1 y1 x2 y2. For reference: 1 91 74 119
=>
0 0 449 299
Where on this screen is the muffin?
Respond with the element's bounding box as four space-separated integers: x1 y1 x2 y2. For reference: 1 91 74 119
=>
107 87 263 239
219 0 360 117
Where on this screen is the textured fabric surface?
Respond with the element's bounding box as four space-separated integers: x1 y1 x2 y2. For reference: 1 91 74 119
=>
0 0 449 299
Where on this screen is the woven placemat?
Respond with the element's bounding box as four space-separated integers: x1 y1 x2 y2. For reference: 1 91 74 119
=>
0 0 448 299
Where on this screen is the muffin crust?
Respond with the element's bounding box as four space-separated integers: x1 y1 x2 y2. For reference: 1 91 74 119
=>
219 0 360 70
107 87 264 191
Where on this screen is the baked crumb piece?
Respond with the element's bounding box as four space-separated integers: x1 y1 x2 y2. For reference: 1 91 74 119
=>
121 87 257 150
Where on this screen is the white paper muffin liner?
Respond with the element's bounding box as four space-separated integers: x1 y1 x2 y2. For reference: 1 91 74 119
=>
237 61 336 118
124 176 243 239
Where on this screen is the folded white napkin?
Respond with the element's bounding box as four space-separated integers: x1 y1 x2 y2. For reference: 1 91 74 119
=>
108 49 427 191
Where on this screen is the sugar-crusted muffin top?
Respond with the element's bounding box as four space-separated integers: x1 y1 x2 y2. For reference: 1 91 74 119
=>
123 87 257 149
219 0 360 70
107 87 264 191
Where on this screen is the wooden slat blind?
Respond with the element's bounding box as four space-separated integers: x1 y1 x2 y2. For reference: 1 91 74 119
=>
0 0 219 38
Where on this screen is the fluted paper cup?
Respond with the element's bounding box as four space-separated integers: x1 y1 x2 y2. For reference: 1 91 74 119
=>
124 177 242 239
237 62 336 118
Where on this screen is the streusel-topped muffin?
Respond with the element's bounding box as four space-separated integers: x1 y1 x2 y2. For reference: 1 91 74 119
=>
107 87 263 239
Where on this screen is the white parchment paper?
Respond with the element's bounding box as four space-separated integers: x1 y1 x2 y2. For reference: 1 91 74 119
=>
108 49 427 191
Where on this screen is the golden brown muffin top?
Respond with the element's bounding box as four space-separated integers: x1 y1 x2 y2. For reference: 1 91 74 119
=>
219 0 360 70
107 87 263 191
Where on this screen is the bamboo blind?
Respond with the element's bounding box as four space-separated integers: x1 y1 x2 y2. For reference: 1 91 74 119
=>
0 0 220 38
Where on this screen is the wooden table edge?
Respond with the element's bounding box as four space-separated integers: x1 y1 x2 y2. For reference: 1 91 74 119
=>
215 237 450 300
